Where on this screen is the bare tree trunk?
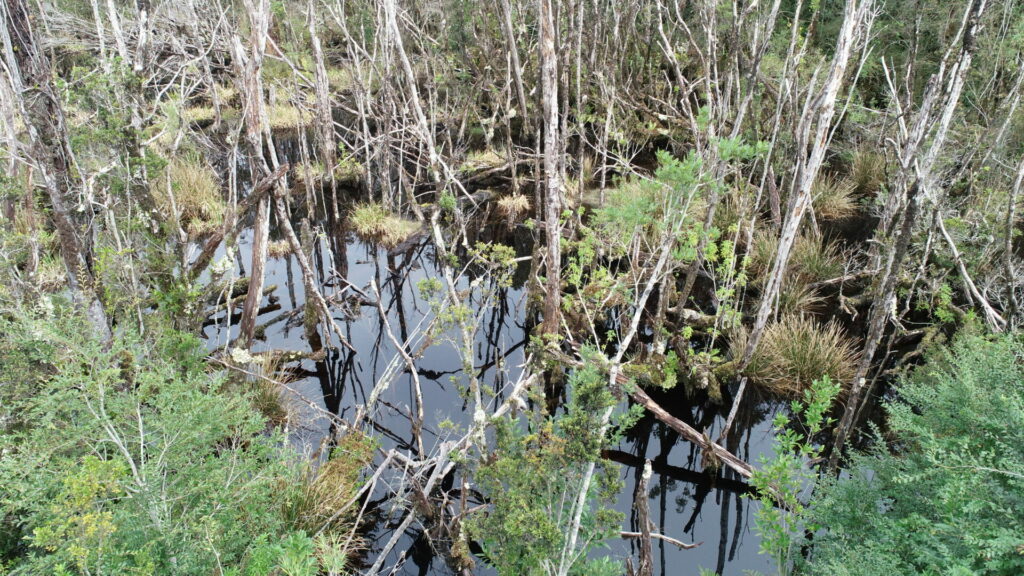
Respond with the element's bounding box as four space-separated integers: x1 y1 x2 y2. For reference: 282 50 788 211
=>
2 0 111 341
238 196 270 348
308 0 338 219
88 0 107 68
633 460 654 576
105 0 129 64
539 0 563 336
132 0 150 74
1004 155 1024 323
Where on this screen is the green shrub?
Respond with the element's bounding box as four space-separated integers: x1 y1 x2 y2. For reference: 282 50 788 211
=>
466 361 635 576
0 309 327 575
805 335 1024 576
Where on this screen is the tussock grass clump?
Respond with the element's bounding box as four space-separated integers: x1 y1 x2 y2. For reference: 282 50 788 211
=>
214 83 238 105
268 104 313 130
791 233 844 282
812 176 858 220
850 146 886 196
152 155 225 237
737 315 859 396
250 352 296 427
350 203 419 248
289 431 376 535
296 157 365 188
708 186 749 235
459 148 505 172
182 105 216 126
497 194 531 225
747 231 844 285
224 347 297 428
268 239 294 259
775 281 825 316
34 253 67 292
334 155 366 184
326 67 354 90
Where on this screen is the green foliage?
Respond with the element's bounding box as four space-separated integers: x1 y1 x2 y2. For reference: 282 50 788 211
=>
748 376 841 576
0 308 325 575
467 362 629 576
805 335 1024 576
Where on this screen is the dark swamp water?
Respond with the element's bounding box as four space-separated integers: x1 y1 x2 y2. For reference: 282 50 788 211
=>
202 203 779 576
200 127 784 574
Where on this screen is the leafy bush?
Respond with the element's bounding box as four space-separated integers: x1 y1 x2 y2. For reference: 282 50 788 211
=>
0 307 333 575
466 362 634 576
805 335 1024 576
749 376 842 575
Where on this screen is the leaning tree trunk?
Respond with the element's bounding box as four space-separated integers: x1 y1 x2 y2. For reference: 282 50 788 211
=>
741 0 874 368
1 0 111 341
829 0 989 471
539 0 563 336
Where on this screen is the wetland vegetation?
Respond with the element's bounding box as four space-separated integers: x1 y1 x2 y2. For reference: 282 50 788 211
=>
1 0 1023 574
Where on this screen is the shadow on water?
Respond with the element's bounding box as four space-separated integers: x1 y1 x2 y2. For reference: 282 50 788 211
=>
204 159 777 575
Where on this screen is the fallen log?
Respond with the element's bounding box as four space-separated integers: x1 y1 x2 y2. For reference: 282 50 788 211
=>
626 384 754 479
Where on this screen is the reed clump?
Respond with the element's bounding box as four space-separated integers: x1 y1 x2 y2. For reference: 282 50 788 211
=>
736 314 859 396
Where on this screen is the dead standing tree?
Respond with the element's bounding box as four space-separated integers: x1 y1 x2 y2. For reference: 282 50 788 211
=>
741 0 876 368
829 0 991 470
230 0 279 350
1 0 111 341
539 0 563 336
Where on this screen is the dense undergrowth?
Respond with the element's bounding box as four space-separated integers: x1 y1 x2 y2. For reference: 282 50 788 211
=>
0 302 370 575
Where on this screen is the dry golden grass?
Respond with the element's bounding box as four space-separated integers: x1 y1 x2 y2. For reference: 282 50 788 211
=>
496 194 531 221
350 204 419 248
850 146 886 196
812 176 858 221
736 314 859 397
268 239 294 259
152 155 225 237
